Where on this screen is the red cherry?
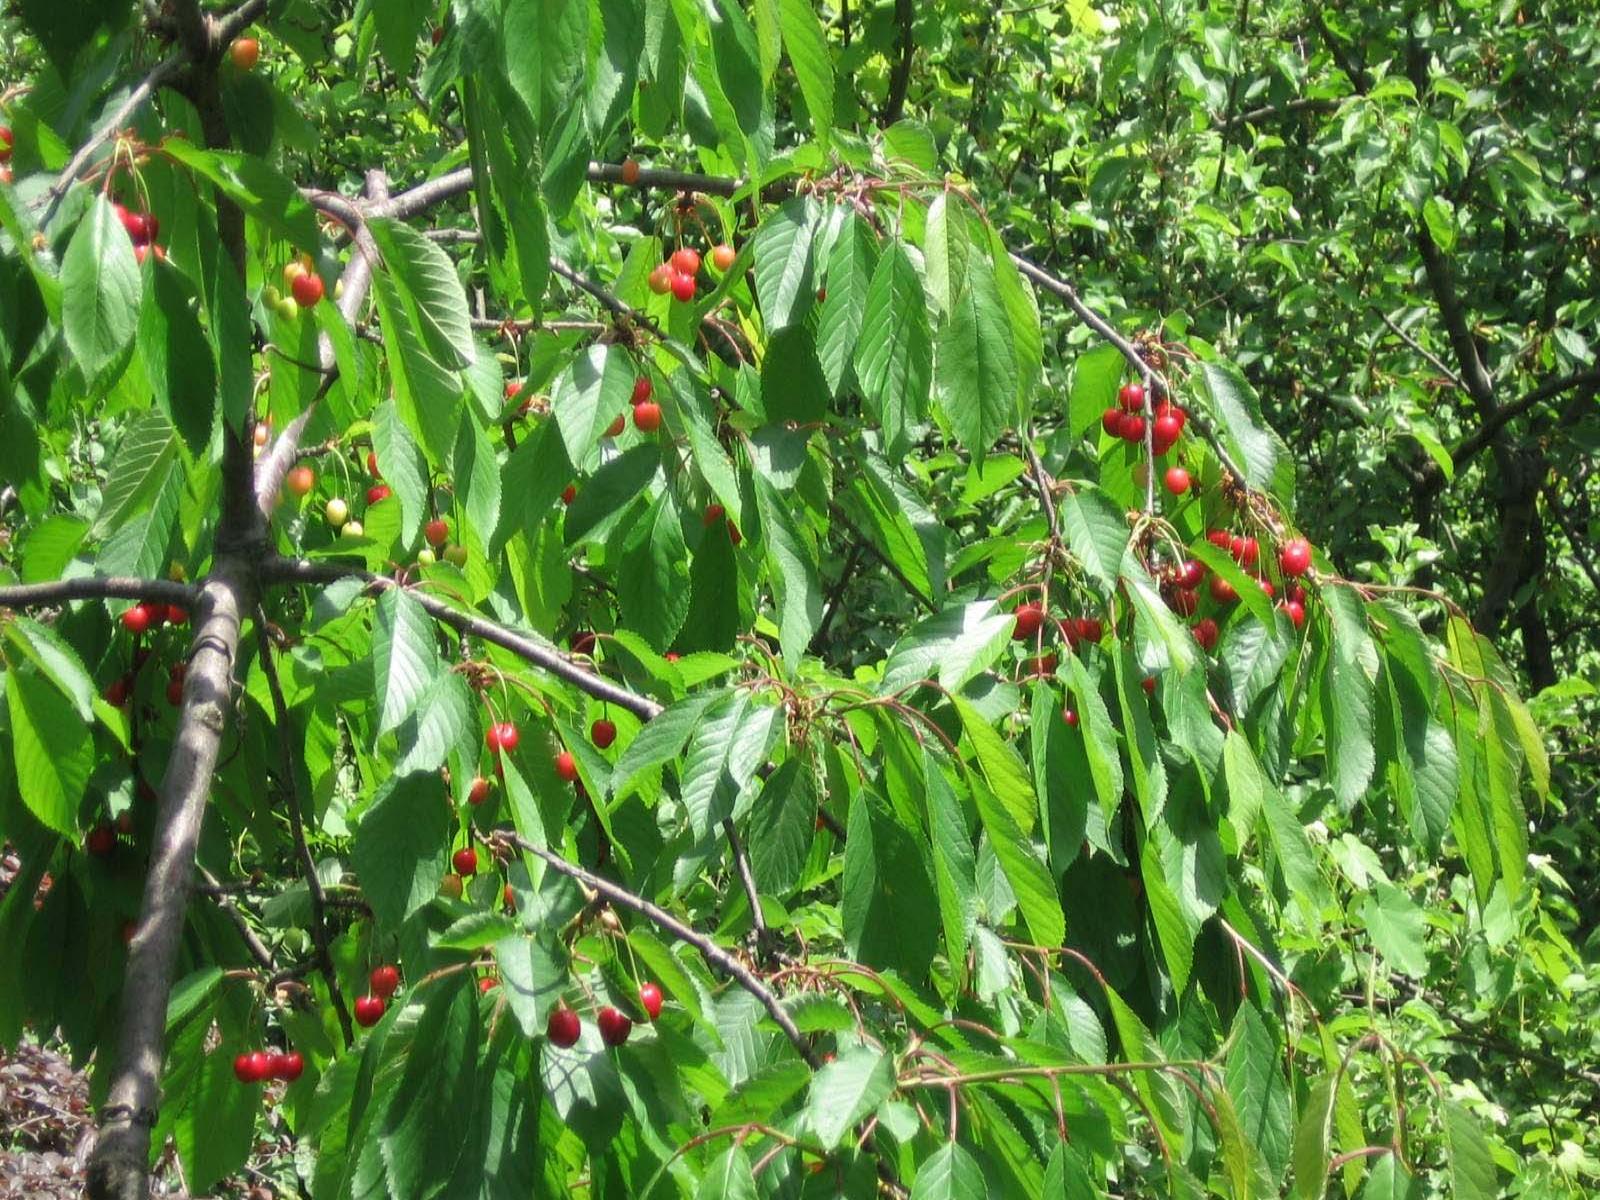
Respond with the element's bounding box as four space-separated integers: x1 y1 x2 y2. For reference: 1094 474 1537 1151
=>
591 719 617 750
277 1051 305 1082
1121 414 1146 442
1075 616 1104 644
286 464 315 497
633 401 662 432
1207 529 1233 551
504 379 522 401
166 678 184 707
424 519 449 546
0 126 12 162
1287 582 1307 605
648 264 673 295
711 243 736 271
727 522 742 546
1141 676 1157 695
670 271 696 302
468 776 492 805
597 1005 632 1046
631 376 653 406
431 24 445 45
561 483 577 506
1174 559 1205 589
570 631 597 656
1118 382 1145 412
1025 652 1059 677
353 995 386 1027
1193 617 1219 652
1168 587 1198 616
1163 467 1191 496
475 976 496 994
605 413 626 438
547 1006 581 1047
369 964 400 997
367 450 381 478
486 721 520 753
1062 708 1079 727
1259 578 1276 599
1282 599 1307 629
1210 575 1238 604
1157 401 1187 430
121 604 153 634
167 605 189 626
452 846 478 876
670 248 701 277
366 484 391 505
665 652 681 662
503 883 516 908
1012 602 1045 641
639 982 663 1021
230 37 260 70
233 1052 266 1083
104 677 131 707
1153 414 1182 453
620 157 641 185
86 824 116 858
291 271 325 308
555 750 579 782
1279 538 1313 577
1101 408 1122 437
703 502 726 526
1231 536 1260 568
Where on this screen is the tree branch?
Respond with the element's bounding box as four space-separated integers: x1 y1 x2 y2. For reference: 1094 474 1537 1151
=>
254 615 354 1048
721 816 771 956
0 576 196 610
1449 368 1600 472
880 0 915 126
196 865 275 975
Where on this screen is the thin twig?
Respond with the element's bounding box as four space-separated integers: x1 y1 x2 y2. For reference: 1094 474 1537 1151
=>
721 816 771 957
196 866 275 975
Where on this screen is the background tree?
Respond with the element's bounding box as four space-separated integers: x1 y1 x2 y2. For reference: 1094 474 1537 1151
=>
0 2 1593 1198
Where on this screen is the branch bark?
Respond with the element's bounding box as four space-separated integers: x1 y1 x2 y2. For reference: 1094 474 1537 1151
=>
0 577 196 610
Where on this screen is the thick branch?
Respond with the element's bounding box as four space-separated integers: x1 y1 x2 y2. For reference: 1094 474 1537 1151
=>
1449 369 1600 472
495 830 817 1068
0 576 197 610
259 557 663 721
254 616 354 1048
880 0 915 126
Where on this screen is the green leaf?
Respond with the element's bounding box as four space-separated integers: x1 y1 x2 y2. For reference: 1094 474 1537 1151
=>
841 792 940 981
1066 656 1124 822
563 443 660 545
924 752 977 970
856 239 933 461
172 1046 257 1195
92 410 179 539
1226 1004 1293 1180
451 412 502 549
748 758 817 896
815 211 879 395
373 586 439 737
611 690 725 800
970 775 1064 947
1260 780 1327 914
1291 1076 1337 1200
374 265 464 465
923 193 972 320
1197 361 1296 505
1360 1153 1421 1200
352 773 452 929
1120 554 1200 674
369 217 477 369
697 1145 759 1200
754 475 823 667
1068 344 1126 439
6 667 93 835
881 601 1013 693
760 324 829 423
395 670 475 777
751 196 820 331
954 696 1037 834
1057 485 1128 595
18 517 89 584
936 251 1018 466
679 693 782 838
61 195 141 383
140 260 217 455
807 1046 894 1150
371 399 430 545
1359 881 1429 977
776 0 833 146
1322 589 1378 807
551 344 636 466
161 141 322 250
494 932 568 1041
3 617 94 722
618 490 692 652
911 1142 986 1200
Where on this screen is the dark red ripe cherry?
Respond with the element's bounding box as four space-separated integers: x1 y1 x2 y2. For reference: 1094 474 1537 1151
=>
1012 602 1045 641
1101 408 1122 437
703 502 726 526
1193 617 1220 652
1279 538 1313 577
370 964 400 998
121 604 153 634
597 1005 633 1046
1210 575 1238 603
639 982 663 1021
104 677 131 707
591 719 617 750
0 127 12 162
1120 414 1146 442
276 1051 305 1082
452 847 478 876
1207 529 1232 551
1259 578 1276 599
1168 587 1198 617
555 750 579 782
1062 708 1079 727
561 484 577 506
1075 616 1104 644
468 775 491 805
605 413 626 438
86 824 116 858
1163 467 1191 496
1141 676 1157 695
366 484 391 505
570 631 597 656
1118 382 1145 412
670 248 701 277
1174 559 1205 590
167 605 189 626
547 1007 581 1047
1152 414 1182 453
425 519 449 546
166 678 184 706
234 1052 267 1083
291 271 325 308
633 401 662 432
631 376 653 406
1231 536 1260 569
1286 582 1307 605
354 995 386 1027
367 450 381 478
728 522 742 546
1157 401 1187 430
486 721 520 753
670 271 696 302
1282 599 1307 629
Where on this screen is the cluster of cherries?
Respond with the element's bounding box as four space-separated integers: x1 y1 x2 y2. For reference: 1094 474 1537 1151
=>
647 244 736 304
101 602 193 714
1101 382 1195 496
114 203 164 265
0 124 13 184
232 1046 304 1084
1159 532 1315 651
546 981 663 1049
353 963 401 1028
1011 601 1105 675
